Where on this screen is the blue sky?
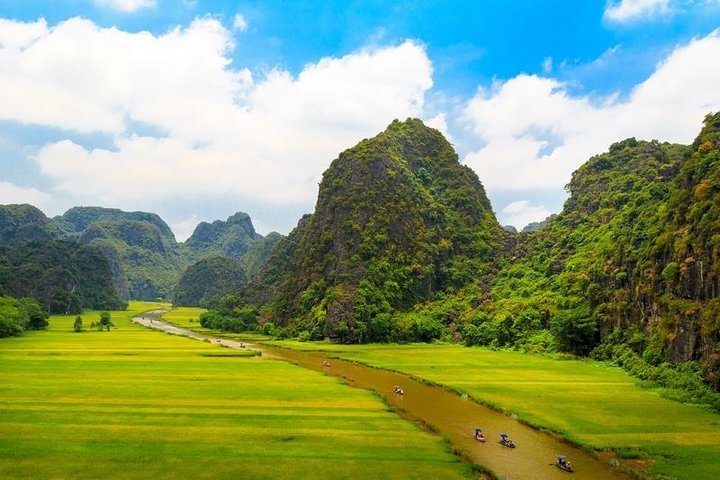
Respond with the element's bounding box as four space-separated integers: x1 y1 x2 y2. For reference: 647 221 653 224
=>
0 0 719 239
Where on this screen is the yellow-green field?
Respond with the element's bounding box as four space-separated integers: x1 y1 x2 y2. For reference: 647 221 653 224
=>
161 307 207 329
0 303 469 479
269 341 720 479
162 307 272 342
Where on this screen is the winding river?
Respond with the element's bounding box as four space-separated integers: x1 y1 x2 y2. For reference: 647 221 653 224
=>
134 314 634 480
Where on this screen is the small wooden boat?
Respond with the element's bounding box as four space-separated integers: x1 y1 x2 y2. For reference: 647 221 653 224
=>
473 428 486 442
499 433 515 448
556 455 574 472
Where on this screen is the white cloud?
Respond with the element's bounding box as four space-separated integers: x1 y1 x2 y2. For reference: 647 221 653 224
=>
500 200 552 229
0 17 432 229
94 0 156 13
604 0 671 22
462 30 720 193
0 181 55 211
0 18 47 49
541 56 553 74
233 14 248 31
169 214 200 242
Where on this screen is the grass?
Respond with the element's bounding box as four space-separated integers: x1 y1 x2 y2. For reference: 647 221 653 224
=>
161 307 207 328
267 341 720 479
0 303 470 479
161 307 272 342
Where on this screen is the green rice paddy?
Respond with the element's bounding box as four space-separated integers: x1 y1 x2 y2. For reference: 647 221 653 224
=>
0 303 469 479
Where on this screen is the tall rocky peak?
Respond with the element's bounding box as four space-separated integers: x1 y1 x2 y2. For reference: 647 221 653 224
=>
184 211 261 259
253 118 502 340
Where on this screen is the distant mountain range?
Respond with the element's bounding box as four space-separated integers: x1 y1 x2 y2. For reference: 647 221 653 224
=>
0 204 283 312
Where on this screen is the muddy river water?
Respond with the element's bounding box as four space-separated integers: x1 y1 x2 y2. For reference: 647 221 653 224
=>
135 315 632 480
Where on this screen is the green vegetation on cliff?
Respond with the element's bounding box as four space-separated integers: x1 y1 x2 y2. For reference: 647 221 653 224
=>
173 255 246 307
0 205 125 314
208 113 720 395
238 119 503 342
183 211 261 261
54 206 185 301
467 112 720 391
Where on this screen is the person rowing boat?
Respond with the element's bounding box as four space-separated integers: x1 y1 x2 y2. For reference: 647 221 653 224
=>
555 455 573 472
499 433 516 448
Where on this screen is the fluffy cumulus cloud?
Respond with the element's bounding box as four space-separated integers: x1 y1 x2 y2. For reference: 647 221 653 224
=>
0 181 54 211
501 201 552 229
604 0 672 22
462 30 720 198
94 0 156 13
0 17 432 234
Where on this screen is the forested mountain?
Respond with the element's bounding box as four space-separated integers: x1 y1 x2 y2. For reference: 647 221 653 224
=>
241 119 504 341
476 112 720 386
0 205 125 313
53 207 185 301
240 232 284 280
173 255 246 307
183 212 262 261
5 112 720 389
0 204 58 243
1 204 281 306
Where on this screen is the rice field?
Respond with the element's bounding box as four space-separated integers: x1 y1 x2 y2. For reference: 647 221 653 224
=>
268 341 720 479
0 303 470 479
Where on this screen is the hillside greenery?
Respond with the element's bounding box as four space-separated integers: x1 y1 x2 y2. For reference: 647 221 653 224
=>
54 207 185 301
206 113 720 394
235 119 503 342
182 211 262 261
173 255 246 307
0 205 126 313
1 204 280 308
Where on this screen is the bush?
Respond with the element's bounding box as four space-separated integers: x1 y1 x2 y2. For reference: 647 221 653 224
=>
0 316 23 337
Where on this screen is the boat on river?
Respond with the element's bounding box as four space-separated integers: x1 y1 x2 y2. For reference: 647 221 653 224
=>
499 433 516 448
556 455 574 473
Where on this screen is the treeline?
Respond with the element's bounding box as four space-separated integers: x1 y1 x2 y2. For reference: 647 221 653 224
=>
0 295 48 338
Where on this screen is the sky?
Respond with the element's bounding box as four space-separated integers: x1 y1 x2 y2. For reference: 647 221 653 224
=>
0 0 718 240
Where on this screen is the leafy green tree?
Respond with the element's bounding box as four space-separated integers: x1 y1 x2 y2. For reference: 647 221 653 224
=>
73 316 83 332
551 306 598 356
98 311 113 331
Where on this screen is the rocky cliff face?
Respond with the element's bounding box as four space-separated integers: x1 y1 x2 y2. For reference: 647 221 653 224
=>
244 119 503 341
53 206 185 301
0 205 124 313
183 211 262 261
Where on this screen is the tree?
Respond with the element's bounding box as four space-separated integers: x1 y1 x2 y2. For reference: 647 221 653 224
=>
98 311 113 331
20 298 49 330
73 316 83 332
551 306 599 356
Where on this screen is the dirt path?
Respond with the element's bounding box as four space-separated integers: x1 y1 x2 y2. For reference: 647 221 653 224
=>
133 314 635 480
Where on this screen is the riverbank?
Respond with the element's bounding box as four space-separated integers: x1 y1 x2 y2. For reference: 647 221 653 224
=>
260 340 720 479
